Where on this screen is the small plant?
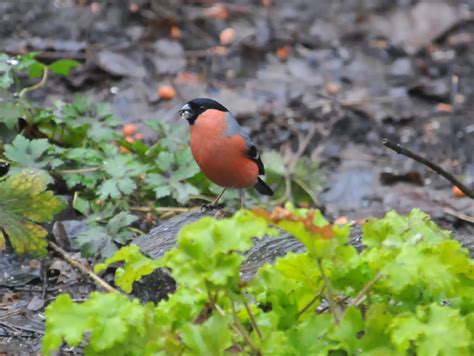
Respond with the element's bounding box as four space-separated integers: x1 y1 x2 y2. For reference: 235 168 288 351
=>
42 207 474 354
0 52 306 259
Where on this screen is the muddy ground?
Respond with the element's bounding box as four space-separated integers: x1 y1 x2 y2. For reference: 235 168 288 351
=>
1 0 473 353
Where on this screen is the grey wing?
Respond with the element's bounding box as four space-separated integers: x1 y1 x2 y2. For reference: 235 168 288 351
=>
225 112 265 175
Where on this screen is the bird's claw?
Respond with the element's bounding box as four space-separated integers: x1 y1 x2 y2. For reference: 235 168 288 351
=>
201 203 225 213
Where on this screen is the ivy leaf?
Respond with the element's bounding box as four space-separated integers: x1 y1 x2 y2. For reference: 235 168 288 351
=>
0 170 66 255
76 212 138 258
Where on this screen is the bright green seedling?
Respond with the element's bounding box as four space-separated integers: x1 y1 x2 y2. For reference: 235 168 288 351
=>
0 170 66 255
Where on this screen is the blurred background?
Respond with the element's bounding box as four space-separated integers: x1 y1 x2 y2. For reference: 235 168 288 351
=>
1 0 473 222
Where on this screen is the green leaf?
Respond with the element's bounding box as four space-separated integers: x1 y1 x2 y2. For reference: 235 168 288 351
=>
76 212 138 258
261 150 286 175
48 59 80 76
328 305 364 354
162 211 273 289
0 102 21 129
389 303 471 355
43 292 150 355
180 314 233 355
95 245 160 293
0 170 66 255
4 135 52 168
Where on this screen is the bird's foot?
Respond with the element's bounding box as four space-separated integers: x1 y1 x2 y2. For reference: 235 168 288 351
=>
200 202 225 213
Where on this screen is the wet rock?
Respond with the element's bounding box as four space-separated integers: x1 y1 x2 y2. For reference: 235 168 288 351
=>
0 254 41 287
95 50 146 78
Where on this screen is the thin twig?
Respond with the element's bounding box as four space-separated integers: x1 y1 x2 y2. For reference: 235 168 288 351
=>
48 241 118 293
297 286 325 318
316 259 342 323
444 208 474 224
18 67 49 99
382 139 474 199
243 301 262 340
0 320 44 335
59 166 101 174
352 272 383 307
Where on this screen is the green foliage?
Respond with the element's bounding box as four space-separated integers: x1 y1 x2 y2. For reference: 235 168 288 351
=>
95 245 160 293
262 150 323 205
0 170 66 255
76 211 138 258
43 208 474 355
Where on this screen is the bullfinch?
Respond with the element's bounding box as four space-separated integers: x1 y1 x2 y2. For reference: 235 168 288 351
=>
179 98 273 207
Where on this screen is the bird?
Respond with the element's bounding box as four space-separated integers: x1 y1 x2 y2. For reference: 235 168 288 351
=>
179 98 273 208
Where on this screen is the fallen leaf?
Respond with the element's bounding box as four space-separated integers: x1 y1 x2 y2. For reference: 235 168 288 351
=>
220 28 236 46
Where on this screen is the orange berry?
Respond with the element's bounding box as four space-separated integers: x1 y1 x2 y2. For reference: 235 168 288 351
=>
276 46 290 61
325 82 340 95
170 25 182 39
452 185 465 198
436 103 452 113
122 123 138 136
134 133 144 140
157 85 176 100
220 28 236 46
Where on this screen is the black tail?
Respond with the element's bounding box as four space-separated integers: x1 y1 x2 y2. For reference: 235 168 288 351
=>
254 177 273 196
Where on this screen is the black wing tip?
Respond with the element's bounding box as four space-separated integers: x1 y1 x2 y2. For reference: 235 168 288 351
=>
254 177 273 196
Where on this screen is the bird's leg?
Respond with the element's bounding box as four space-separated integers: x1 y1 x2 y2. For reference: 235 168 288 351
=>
201 188 227 212
239 189 245 209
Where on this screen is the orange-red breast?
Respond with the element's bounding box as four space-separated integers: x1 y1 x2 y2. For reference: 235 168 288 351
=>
179 98 273 205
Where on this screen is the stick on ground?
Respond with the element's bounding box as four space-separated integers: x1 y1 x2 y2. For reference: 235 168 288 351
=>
48 241 119 293
382 139 474 200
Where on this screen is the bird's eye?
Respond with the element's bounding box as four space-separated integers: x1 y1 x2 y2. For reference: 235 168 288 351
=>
200 106 205 110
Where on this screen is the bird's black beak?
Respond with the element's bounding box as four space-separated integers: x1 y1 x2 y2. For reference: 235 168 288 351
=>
179 103 193 120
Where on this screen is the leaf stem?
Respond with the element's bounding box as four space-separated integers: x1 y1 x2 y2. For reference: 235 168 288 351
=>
229 296 261 355
297 286 325 318
243 300 262 340
316 259 342 323
59 166 101 174
352 271 383 307
19 66 49 99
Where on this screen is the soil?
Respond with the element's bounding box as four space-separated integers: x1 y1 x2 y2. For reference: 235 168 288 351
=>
1 0 473 353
